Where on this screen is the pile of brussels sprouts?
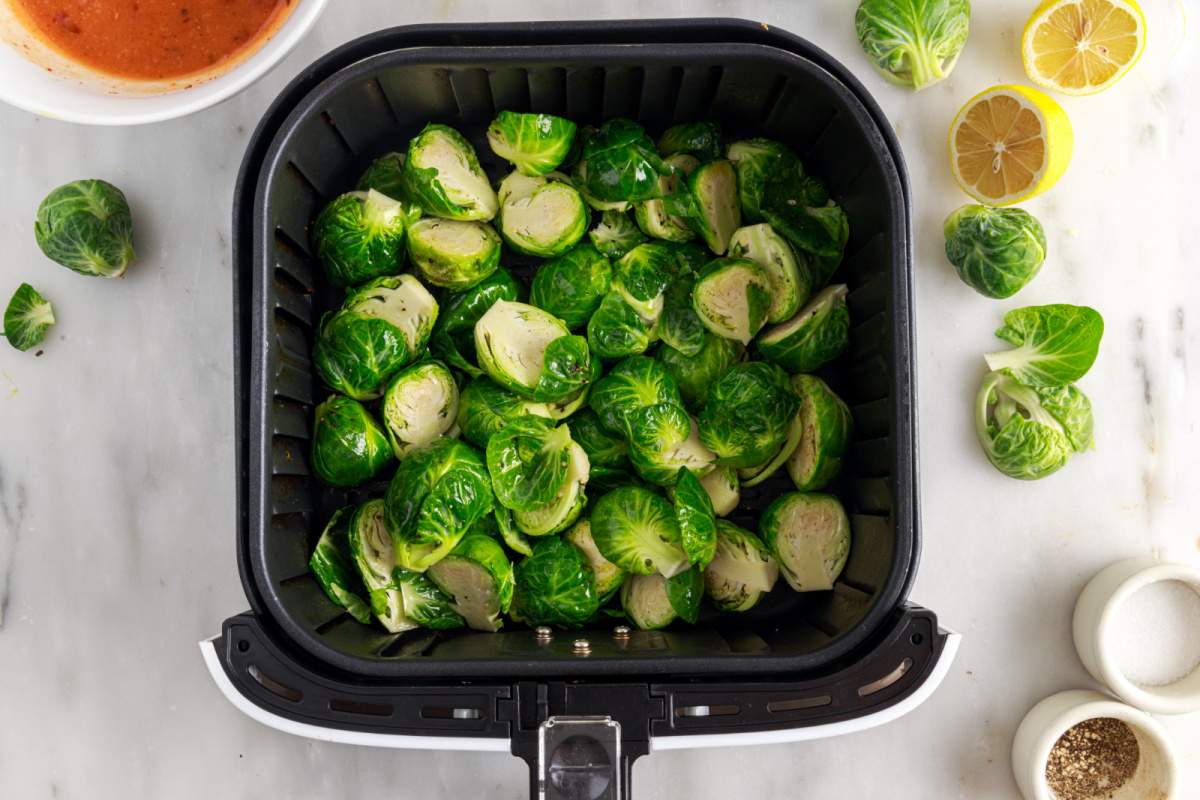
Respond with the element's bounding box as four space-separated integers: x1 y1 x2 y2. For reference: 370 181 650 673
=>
305 112 858 633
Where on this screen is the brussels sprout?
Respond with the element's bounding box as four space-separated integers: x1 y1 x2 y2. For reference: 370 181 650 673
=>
497 171 589 258
787 375 853 492
627 404 716 485
578 118 667 203
672 467 717 567
429 268 521 376
589 210 647 259
657 333 744 409
34 179 135 278
514 442 590 536
475 300 594 402
975 370 1093 480
620 573 676 630
347 499 417 633
381 361 460 459
457 378 552 449
570 409 629 468
757 284 850 374
401 124 498 221
406 218 501 290
614 242 676 316
529 242 613 329
311 190 407 287
395 570 465 630
486 416 577 513
511 535 599 627
658 122 722 161
761 183 848 288
487 111 578 176
586 291 655 360
728 223 810 323
311 395 392 487
591 486 689 578
685 160 741 255
357 152 423 225
2 283 55 352
855 0 970 91
726 139 793 223
309 507 373 624
427 533 515 631
691 257 774 344
699 466 740 517
565 520 627 603
657 275 707 357
384 438 494 571
983 304 1104 387
314 275 438 400
698 362 800 468
761 492 850 593
588 356 683 437
493 505 534 557
634 153 698 244
571 158 630 212
944 205 1046 299
704 521 779 612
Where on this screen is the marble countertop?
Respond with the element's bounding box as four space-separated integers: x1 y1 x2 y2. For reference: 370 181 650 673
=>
1 1 1198 797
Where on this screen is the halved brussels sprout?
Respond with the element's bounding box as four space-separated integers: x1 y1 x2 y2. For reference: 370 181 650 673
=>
620 573 676 630
311 395 392 487
855 0 970 91
728 223 810 323
944 204 1046 299
590 486 689 578
497 171 589 258
565 519 627 604
427 533 515 631
658 122 722 161
657 275 707 357
3 283 55 352
589 209 647 259
312 190 407 287
401 124 498 221
672 467 717 567
529 242 613 329
35 179 135 278
761 492 850 592
407 218 501 290
588 355 683 437
314 275 438 400
788 375 853 492
309 507 373 624
726 138 793 223
513 442 589 536
578 119 667 203
586 292 655 360
698 362 800 468
456 378 553 449
396 570 464 629
357 151 423 225
543 377 596 420
475 300 594 402
511 535 599 627
757 284 850 373
348 499 417 633
975 370 1093 481
429 268 521 376
634 153 697 243
686 160 740 255
627 404 716 486
738 411 802 489
486 416 577 513
384 438 495 571
569 408 629 468
692 257 774 344
761 176 848 289
704 521 779 612
487 111 578 176
699 466 740 517
656 333 744 409
381 361 460 459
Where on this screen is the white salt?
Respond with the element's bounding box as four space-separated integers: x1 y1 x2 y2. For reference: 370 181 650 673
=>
1110 580 1200 687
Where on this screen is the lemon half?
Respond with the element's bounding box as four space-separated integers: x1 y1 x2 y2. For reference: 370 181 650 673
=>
1022 0 1147 96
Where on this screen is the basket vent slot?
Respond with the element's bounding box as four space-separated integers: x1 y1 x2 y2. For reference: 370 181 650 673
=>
320 111 354 154
247 664 303 703
330 698 393 717
858 658 912 697
421 705 483 721
675 703 739 718
767 695 832 713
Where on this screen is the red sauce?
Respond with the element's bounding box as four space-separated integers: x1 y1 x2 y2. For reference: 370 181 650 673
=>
9 0 294 81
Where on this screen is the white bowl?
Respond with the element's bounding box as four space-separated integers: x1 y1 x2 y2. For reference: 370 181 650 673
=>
0 0 329 125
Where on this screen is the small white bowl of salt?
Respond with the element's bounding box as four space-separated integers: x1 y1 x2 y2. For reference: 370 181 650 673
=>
1074 557 1200 714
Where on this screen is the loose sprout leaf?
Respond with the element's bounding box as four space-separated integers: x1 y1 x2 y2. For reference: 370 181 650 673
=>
590 486 689 578
579 119 668 203
944 205 1046 299
658 122 722 161
975 371 1089 480
401 124 499 221
487 111 578 176
570 408 630 468
34 179 135 278
511 536 599 627
381 361 460 459
486 416 575 512
529 242 613 329
407 218 501 290
756 284 850 374
983 304 1104 386
588 356 684 437
3 283 55 352
704 520 779 612
635 153 698 244
666 565 705 624
760 492 850 593
309 507 373 624
698 362 800 468
672 468 718 568
854 0 971 90
588 210 647 259
311 395 393 487
493 506 534 557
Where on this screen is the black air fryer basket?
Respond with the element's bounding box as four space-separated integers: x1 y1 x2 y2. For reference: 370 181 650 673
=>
205 19 958 799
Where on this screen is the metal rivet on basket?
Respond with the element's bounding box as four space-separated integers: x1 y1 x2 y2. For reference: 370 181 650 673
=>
572 638 591 655
613 626 631 640
535 626 553 643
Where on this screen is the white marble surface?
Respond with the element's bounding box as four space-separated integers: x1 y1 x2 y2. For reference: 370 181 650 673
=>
1 1 1198 797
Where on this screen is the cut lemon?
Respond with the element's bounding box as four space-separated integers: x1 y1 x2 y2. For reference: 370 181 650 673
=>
1022 0 1146 95
948 85 1074 206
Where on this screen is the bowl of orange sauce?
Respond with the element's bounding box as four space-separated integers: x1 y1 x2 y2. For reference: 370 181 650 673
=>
0 0 328 124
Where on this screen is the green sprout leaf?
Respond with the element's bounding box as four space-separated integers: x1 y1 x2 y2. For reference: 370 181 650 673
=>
3 283 55 352
984 304 1104 386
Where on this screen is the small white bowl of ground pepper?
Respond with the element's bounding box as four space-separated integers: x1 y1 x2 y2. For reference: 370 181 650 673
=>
1012 690 1177 800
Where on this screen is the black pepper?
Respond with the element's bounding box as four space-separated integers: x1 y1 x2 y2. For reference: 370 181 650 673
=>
1045 717 1139 800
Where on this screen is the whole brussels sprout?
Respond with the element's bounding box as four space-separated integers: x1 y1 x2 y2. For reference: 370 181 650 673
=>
658 122 722 161
588 355 683 437
513 440 589 536
760 492 850 593
984 304 1103 388
726 139 794 223
314 275 438 400
529 242 613 329
384 438 495 571
855 0 970 91
407 218 501 290
788 374 853 492
590 486 690 578
309 507 373 624
728 223 811 323
975 370 1093 480
672 467 717 567
427 533 514 631
691 257 774 344
657 333 744 409
698 362 800 468
312 190 407 288
944 205 1046 299
565 520 627 604
457 378 553 449
486 416 578 513
357 152 423 225
381 361 460 459
511 536 599 627
347 499 418 633
685 159 741 255
3 283 55 352
588 209 647 259
401 124 498 221
497 171 589 258
35 179 135 278
578 118 668 204
487 111 578 176
757 284 850 374
429 268 521 376
704 521 778 612
626 403 715 486
475 300 594 402
311 395 393 487
634 153 698 244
